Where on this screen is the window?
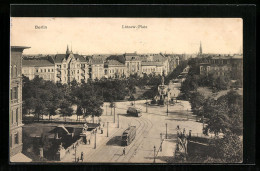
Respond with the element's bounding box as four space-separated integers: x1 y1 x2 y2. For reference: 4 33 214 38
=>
11 110 13 124
41 69 43 72
52 69 54 72
48 69 50 72
12 65 17 78
10 134 12 148
36 69 38 73
11 87 18 100
16 108 18 123
44 69 46 72
77 70 79 74
14 133 18 144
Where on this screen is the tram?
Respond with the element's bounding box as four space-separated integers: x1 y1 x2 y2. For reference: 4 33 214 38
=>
121 126 136 146
127 107 142 117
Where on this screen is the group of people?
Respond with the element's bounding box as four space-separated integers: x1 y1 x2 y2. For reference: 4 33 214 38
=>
176 125 192 139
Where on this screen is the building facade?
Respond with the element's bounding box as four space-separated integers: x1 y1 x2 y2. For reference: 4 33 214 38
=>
22 57 55 81
89 58 104 80
23 46 89 84
10 46 31 161
124 53 142 76
22 49 173 84
104 60 127 78
199 55 243 79
140 54 169 76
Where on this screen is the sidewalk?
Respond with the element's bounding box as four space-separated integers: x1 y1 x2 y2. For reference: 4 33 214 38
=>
61 122 120 162
156 138 177 163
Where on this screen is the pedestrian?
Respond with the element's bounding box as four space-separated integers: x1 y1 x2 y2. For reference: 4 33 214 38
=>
77 157 80 162
123 148 125 155
183 128 186 135
81 152 84 161
101 128 103 134
189 130 192 139
89 139 91 145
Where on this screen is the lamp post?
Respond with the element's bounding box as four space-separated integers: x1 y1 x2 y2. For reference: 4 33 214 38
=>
166 99 169 116
160 133 163 152
74 144 77 162
146 98 148 113
166 123 168 139
114 105 116 123
107 122 109 137
94 129 96 149
153 146 156 163
117 114 119 128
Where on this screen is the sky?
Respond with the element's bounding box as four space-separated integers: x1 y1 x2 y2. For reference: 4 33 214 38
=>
10 18 243 55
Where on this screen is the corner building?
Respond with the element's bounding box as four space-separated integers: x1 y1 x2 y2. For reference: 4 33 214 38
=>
10 46 32 162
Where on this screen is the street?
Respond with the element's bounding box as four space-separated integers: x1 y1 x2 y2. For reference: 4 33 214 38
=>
61 97 203 163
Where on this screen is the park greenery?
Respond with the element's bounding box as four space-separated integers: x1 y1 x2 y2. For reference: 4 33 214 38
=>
22 72 166 120
180 58 243 163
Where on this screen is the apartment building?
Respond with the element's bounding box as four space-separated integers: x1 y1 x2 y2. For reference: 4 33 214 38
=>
10 46 32 162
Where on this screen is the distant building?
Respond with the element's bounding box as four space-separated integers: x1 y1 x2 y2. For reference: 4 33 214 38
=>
89 58 105 80
22 46 89 84
199 55 243 79
22 57 55 81
22 49 173 83
10 46 32 162
124 52 142 76
141 54 169 76
104 59 127 78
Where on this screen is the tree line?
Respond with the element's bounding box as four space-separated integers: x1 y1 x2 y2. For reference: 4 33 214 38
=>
179 58 243 163
22 73 165 121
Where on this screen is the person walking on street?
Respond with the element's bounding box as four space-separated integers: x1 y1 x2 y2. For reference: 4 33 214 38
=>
81 152 84 162
123 148 126 155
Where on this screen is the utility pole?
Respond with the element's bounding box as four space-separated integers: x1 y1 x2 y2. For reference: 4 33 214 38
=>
146 98 148 113
106 105 107 115
187 109 189 120
166 95 169 116
114 105 116 123
107 122 109 137
74 144 77 162
94 129 96 149
153 146 156 163
202 113 204 131
117 114 119 128
160 133 163 152
166 123 168 139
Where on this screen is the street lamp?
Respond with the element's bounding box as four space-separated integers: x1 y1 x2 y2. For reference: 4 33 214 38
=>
117 114 119 128
165 123 168 139
153 146 156 163
94 128 97 149
160 133 163 152
73 144 77 162
146 98 148 113
107 122 109 137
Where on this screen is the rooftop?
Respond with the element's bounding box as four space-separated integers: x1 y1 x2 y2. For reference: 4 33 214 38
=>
141 61 164 66
22 58 54 67
106 59 125 66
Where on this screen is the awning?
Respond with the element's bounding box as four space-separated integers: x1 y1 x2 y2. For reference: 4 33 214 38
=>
10 153 32 162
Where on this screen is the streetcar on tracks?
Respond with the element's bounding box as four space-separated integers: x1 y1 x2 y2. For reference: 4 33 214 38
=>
121 126 136 146
126 107 142 117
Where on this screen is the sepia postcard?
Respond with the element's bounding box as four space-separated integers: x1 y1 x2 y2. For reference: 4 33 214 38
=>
10 17 243 164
